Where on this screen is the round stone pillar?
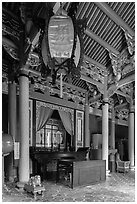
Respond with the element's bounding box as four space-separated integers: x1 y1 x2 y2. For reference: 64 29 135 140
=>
84 93 90 147
102 98 109 171
128 104 135 168
110 107 115 149
8 81 17 181
18 69 30 184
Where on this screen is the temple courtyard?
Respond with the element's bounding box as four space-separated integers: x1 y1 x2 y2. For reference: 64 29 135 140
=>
2 170 135 202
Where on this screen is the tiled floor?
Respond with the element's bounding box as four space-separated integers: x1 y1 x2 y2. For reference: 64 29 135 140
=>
2 170 135 202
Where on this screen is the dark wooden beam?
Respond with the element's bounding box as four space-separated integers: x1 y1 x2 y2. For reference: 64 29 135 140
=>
29 91 84 111
115 103 128 110
29 68 104 93
108 74 135 93
81 74 104 90
89 94 102 104
28 69 86 93
117 74 135 88
115 90 130 100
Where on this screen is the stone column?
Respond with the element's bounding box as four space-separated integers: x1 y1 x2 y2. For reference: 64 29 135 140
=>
128 102 135 168
8 81 17 181
110 107 115 149
18 69 30 185
109 107 116 172
102 97 109 171
84 93 90 147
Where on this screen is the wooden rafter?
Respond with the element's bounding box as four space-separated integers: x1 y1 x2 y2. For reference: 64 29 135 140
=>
95 2 135 37
85 28 120 55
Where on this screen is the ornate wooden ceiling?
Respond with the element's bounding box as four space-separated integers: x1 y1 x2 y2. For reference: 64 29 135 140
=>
2 2 135 123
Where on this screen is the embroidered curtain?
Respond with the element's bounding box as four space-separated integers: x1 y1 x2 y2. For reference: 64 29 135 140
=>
58 110 73 136
37 106 53 132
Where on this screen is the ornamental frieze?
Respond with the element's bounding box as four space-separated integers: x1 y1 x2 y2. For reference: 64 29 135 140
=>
109 48 134 82
81 61 105 84
33 81 85 105
124 30 135 56
120 84 132 96
115 109 129 121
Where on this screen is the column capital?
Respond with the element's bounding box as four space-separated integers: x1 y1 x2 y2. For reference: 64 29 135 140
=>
102 97 109 105
8 80 16 85
19 68 29 78
129 107 135 114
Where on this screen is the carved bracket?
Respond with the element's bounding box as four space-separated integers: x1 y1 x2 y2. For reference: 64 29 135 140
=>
109 49 132 82
108 85 117 98
124 30 135 56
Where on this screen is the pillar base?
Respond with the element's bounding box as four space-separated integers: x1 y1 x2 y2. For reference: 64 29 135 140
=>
16 182 26 191
130 166 135 171
106 170 110 176
8 167 18 182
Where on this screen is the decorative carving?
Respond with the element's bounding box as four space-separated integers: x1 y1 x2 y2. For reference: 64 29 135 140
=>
109 49 132 82
33 80 85 105
108 85 117 98
108 98 114 110
90 101 102 109
82 60 105 84
115 109 129 121
86 82 96 93
120 84 132 96
96 85 104 95
27 52 41 67
109 46 135 85
3 42 19 60
125 30 135 56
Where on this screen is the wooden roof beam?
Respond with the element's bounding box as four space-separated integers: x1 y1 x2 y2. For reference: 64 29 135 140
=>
108 74 134 98
115 90 131 100
81 74 103 90
95 2 135 37
28 68 86 93
84 55 106 71
115 103 128 110
28 67 104 92
117 74 135 88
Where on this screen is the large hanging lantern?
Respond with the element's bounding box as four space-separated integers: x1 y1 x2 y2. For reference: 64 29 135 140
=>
41 3 86 84
48 11 74 61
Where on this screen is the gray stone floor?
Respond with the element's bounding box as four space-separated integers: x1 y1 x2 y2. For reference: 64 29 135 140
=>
2 170 135 202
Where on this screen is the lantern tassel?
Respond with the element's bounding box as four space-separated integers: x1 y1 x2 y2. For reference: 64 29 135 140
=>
60 73 63 98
